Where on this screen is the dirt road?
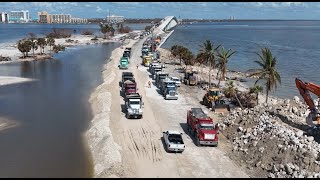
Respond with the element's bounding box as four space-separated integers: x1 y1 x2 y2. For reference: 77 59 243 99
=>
109 37 249 178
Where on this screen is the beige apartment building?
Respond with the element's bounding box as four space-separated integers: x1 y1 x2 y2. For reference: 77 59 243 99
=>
38 11 51 23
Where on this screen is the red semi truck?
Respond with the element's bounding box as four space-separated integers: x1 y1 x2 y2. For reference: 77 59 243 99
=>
187 108 219 147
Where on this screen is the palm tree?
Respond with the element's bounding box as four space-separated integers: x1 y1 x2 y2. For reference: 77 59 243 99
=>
37 38 46 55
197 40 221 88
17 40 32 58
47 37 55 51
247 47 281 103
249 85 263 105
28 33 37 57
216 47 236 87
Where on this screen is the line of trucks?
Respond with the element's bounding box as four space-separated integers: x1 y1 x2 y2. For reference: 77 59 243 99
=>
116 37 221 154
139 37 220 153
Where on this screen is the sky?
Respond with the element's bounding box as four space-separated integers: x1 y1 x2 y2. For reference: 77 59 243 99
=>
1 2 320 20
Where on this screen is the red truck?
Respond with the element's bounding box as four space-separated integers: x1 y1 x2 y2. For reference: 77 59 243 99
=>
123 79 137 96
187 108 219 147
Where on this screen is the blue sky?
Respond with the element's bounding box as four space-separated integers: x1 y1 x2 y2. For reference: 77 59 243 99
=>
1 2 320 20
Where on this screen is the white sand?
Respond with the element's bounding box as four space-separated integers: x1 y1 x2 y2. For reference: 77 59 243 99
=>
0 33 138 65
0 76 36 86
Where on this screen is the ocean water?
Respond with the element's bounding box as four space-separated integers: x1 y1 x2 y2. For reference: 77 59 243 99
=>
162 21 320 99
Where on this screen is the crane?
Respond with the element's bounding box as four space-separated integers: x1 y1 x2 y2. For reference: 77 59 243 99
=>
295 78 320 127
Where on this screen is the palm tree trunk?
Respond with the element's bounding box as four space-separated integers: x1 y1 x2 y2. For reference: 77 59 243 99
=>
235 92 244 110
208 58 211 88
32 48 35 57
256 92 259 105
217 68 221 87
265 89 269 104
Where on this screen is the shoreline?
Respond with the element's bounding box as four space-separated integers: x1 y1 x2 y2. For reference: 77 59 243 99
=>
157 47 286 105
85 38 138 177
0 33 132 65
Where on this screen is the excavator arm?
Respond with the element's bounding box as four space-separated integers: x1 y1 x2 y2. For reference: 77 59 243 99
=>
295 78 320 125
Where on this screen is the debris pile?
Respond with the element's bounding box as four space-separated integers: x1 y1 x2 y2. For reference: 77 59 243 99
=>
221 96 320 178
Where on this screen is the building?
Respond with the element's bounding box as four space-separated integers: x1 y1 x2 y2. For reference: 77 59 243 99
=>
106 15 124 23
50 14 71 23
71 18 88 24
0 12 9 23
9 10 29 22
38 11 51 23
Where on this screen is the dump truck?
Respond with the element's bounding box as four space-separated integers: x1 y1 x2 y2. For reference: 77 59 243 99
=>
141 46 149 57
152 66 163 80
184 69 197 85
160 78 178 100
125 93 143 119
118 57 129 69
143 56 152 67
123 79 137 96
149 62 161 72
155 72 169 87
187 108 219 147
202 87 230 113
121 72 134 89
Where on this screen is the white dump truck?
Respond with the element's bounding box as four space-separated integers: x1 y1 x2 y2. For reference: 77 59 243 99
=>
125 93 144 119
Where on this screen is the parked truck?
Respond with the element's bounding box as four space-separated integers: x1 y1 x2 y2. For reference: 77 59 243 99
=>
184 69 197 86
123 79 137 96
125 93 143 119
155 72 169 87
160 78 178 100
187 108 219 147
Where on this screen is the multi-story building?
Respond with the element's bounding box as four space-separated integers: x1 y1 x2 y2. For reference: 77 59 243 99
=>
107 15 124 23
8 10 29 22
71 18 88 24
50 14 71 23
0 12 9 23
38 11 51 23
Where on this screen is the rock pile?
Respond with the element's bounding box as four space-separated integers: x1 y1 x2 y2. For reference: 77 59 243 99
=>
221 96 320 178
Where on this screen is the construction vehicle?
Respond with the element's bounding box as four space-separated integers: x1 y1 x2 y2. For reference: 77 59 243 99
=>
187 108 219 147
155 72 169 87
295 78 320 135
123 79 137 96
184 69 197 86
160 78 178 100
141 46 149 57
143 56 152 67
121 72 134 89
125 93 143 119
202 87 230 113
152 66 163 80
118 57 129 69
149 62 160 72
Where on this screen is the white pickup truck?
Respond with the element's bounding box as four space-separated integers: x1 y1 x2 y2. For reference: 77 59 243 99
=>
162 130 185 153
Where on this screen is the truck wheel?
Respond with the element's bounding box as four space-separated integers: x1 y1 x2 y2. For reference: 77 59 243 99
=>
126 113 130 119
196 137 201 147
213 143 218 147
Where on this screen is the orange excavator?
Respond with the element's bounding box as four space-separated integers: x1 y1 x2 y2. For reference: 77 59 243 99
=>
295 78 320 130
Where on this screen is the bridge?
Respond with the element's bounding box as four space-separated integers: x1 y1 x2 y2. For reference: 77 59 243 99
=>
153 16 178 48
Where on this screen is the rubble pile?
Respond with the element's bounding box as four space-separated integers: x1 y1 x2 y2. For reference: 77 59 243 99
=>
221 96 320 178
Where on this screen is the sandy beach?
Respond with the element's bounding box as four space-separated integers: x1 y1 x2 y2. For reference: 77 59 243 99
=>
0 33 131 65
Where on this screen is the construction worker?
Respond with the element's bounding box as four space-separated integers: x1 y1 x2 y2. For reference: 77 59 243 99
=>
148 81 151 88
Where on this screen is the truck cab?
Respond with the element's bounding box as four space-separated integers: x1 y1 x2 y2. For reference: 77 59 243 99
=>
184 70 197 85
118 57 129 69
187 108 219 147
160 78 178 100
125 93 143 119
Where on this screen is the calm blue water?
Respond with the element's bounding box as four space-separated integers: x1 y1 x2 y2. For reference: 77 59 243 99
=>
0 23 148 44
162 21 320 99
